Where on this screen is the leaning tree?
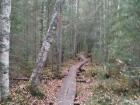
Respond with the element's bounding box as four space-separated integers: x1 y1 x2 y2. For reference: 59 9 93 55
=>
29 0 65 89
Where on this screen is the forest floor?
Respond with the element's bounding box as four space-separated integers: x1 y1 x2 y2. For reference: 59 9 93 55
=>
1 58 94 105
86 64 140 105
1 57 140 105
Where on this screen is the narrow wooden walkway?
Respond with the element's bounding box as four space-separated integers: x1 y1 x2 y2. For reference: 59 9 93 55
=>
56 55 88 105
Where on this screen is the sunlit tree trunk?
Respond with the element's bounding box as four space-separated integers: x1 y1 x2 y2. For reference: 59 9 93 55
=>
0 0 11 101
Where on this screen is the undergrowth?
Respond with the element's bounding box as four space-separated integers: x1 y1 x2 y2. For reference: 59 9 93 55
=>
1 83 45 105
86 65 140 105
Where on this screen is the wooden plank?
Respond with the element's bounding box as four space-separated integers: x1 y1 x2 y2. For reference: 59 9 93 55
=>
56 55 88 105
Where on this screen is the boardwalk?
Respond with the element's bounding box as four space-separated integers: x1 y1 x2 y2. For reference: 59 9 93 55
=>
56 55 88 105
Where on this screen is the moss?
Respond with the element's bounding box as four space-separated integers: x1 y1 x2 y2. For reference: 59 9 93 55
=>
27 84 45 99
0 96 12 105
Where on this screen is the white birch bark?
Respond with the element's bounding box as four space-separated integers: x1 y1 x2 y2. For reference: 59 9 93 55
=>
0 0 11 100
30 0 65 87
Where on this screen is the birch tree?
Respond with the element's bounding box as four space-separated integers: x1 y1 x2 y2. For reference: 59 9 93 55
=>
29 0 65 88
0 0 11 101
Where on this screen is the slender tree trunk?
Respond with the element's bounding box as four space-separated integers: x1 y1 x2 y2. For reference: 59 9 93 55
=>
0 0 11 101
29 0 65 88
33 0 38 62
56 3 62 72
73 0 79 57
24 0 29 66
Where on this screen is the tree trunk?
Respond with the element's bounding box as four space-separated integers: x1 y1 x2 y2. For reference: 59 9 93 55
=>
33 0 38 62
73 0 79 57
29 0 65 88
56 4 62 73
0 0 11 101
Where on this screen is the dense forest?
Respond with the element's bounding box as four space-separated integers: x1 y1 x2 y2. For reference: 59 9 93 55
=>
0 0 140 105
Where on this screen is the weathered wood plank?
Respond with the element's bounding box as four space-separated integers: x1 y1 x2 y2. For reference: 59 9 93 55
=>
56 55 88 105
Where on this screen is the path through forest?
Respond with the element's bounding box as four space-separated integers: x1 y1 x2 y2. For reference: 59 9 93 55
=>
56 55 88 105
38 56 94 105
8 55 94 105
45 54 94 105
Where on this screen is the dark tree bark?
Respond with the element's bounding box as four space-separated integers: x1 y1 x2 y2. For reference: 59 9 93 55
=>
56 2 62 73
